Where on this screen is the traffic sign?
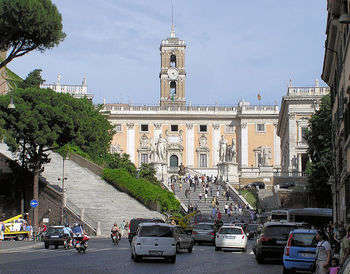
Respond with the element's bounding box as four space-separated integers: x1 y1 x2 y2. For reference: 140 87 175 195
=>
30 199 39 208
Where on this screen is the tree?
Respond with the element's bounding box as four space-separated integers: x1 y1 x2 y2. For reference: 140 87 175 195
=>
138 163 158 184
0 0 66 69
105 153 137 176
305 94 333 207
0 87 113 228
18 69 45 89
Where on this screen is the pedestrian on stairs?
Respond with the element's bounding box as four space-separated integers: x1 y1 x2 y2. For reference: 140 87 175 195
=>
199 192 202 201
179 182 183 192
209 186 213 196
224 203 229 215
216 190 220 198
204 192 208 202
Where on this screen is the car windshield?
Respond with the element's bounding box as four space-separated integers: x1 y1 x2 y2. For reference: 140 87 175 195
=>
194 224 214 230
264 225 296 239
139 226 173 237
291 233 317 247
131 219 163 232
219 227 242 235
46 227 63 235
247 225 258 231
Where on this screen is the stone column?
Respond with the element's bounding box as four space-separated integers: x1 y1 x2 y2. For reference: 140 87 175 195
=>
273 122 281 167
126 123 135 163
298 154 302 173
212 124 220 167
186 123 194 167
288 114 297 172
240 122 248 167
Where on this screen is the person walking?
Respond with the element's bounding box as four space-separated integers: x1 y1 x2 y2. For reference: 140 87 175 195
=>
315 230 332 274
204 192 208 202
224 203 229 215
216 189 220 198
0 222 4 241
199 192 202 201
340 226 350 267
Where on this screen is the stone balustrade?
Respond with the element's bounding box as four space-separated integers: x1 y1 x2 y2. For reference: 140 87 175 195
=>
287 86 330 96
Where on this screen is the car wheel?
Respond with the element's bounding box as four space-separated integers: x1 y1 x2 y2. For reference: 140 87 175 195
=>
215 246 221 251
133 254 141 262
256 256 264 264
16 235 24 241
54 244 58 249
169 255 176 264
131 252 134 260
176 243 180 254
44 243 49 249
188 246 193 253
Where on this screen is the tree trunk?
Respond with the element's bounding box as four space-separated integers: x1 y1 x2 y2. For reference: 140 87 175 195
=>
33 167 40 230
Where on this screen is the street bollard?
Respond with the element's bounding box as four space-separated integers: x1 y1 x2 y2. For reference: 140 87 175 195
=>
96 221 101 236
80 208 85 222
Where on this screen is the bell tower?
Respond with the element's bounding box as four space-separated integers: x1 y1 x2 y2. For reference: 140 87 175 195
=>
159 24 186 106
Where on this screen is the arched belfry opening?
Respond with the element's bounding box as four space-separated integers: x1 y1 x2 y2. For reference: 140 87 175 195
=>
170 81 176 96
170 54 176 68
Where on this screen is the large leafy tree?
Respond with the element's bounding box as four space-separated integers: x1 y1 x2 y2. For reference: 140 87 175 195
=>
18 69 45 89
305 94 333 207
0 88 113 228
0 0 66 69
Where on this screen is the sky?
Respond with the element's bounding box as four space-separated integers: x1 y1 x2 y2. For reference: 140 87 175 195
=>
7 0 328 106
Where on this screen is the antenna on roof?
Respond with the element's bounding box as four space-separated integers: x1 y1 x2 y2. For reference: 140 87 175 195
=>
170 0 175 38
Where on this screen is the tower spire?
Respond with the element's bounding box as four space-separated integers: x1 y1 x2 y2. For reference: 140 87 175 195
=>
170 0 175 38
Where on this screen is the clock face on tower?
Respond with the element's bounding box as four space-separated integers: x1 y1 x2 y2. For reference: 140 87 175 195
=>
167 68 179 80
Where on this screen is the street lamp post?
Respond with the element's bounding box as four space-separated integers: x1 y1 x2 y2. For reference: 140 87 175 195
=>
58 156 67 224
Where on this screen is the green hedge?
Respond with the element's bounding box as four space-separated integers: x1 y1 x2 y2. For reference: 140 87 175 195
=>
103 168 182 216
239 189 258 209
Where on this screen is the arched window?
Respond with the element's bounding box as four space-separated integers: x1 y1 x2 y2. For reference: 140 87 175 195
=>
170 81 176 98
170 54 176 67
170 155 179 167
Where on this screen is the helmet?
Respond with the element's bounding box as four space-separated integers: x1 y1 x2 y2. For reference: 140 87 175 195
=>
65 223 69 227
74 223 79 227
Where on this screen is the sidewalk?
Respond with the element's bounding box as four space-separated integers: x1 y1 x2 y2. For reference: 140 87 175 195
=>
0 240 42 253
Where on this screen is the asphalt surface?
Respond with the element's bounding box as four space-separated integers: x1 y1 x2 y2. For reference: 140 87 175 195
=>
0 238 283 274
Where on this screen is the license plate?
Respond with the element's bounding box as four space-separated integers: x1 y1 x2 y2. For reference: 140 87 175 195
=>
226 236 236 239
149 250 162 256
276 240 286 244
51 236 59 238
300 252 315 258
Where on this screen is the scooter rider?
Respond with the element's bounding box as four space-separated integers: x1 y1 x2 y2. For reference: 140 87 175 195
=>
111 223 121 241
63 223 73 248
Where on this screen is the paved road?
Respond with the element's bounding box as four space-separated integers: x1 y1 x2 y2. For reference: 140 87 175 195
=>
0 238 283 274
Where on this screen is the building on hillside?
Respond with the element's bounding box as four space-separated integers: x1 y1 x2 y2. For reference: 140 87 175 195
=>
276 81 330 182
0 51 8 94
321 0 350 224
41 74 94 100
102 26 282 189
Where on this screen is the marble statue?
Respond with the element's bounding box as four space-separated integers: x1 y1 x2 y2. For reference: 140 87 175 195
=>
219 135 227 163
156 134 167 163
226 138 237 163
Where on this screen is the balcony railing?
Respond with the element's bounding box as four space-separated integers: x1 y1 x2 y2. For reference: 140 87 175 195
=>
274 171 307 177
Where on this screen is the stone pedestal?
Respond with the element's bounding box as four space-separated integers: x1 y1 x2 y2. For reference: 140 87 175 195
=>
259 166 274 189
217 162 239 185
152 162 167 183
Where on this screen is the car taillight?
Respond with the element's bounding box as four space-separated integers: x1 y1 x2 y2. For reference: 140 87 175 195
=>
129 222 131 230
285 233 293 256
209 232 214 236
259 235 271 243
192 231 197 235
242 235 245 239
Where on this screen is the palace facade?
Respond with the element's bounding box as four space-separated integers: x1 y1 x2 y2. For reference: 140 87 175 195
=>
102 28 282 187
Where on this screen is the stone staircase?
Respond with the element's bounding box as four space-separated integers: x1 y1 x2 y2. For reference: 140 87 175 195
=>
0 144 163 236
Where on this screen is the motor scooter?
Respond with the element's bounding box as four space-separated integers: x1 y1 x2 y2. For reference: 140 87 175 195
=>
111 231 121 245
74 234 89 253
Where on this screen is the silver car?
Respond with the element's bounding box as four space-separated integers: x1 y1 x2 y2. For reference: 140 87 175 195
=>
131 223 176 263
192 223 215 244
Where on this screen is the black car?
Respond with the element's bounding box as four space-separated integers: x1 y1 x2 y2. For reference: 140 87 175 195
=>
43 226 69 249
253 222 305 263
246 182 265 189
278 182 296 189
191 222 215 244
128 218 164 243
172 226 194 253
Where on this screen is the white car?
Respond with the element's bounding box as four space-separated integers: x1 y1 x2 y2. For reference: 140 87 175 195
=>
215 225 247 251
131 223 176 263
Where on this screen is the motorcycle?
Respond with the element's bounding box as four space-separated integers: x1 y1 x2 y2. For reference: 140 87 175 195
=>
74 234 89 253
111 231 121 245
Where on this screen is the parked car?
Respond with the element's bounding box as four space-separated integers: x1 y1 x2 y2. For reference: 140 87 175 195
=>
246 224 260 240
215 225 247 251
245 182 265 189
282 229 317 273
278 182 296 189
253 222 305 264
191 223 215 245
128 218 164 244
131 223 176 263
172 226 194 253
43 226 69 249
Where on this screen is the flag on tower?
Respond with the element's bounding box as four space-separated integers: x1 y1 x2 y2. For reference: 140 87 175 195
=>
257 92 262 101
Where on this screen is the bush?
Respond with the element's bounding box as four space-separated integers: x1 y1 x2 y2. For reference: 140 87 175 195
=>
103 168 182 216
239 189 258 209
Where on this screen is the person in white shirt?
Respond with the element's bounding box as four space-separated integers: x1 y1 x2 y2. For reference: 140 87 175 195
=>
315 230 332 274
